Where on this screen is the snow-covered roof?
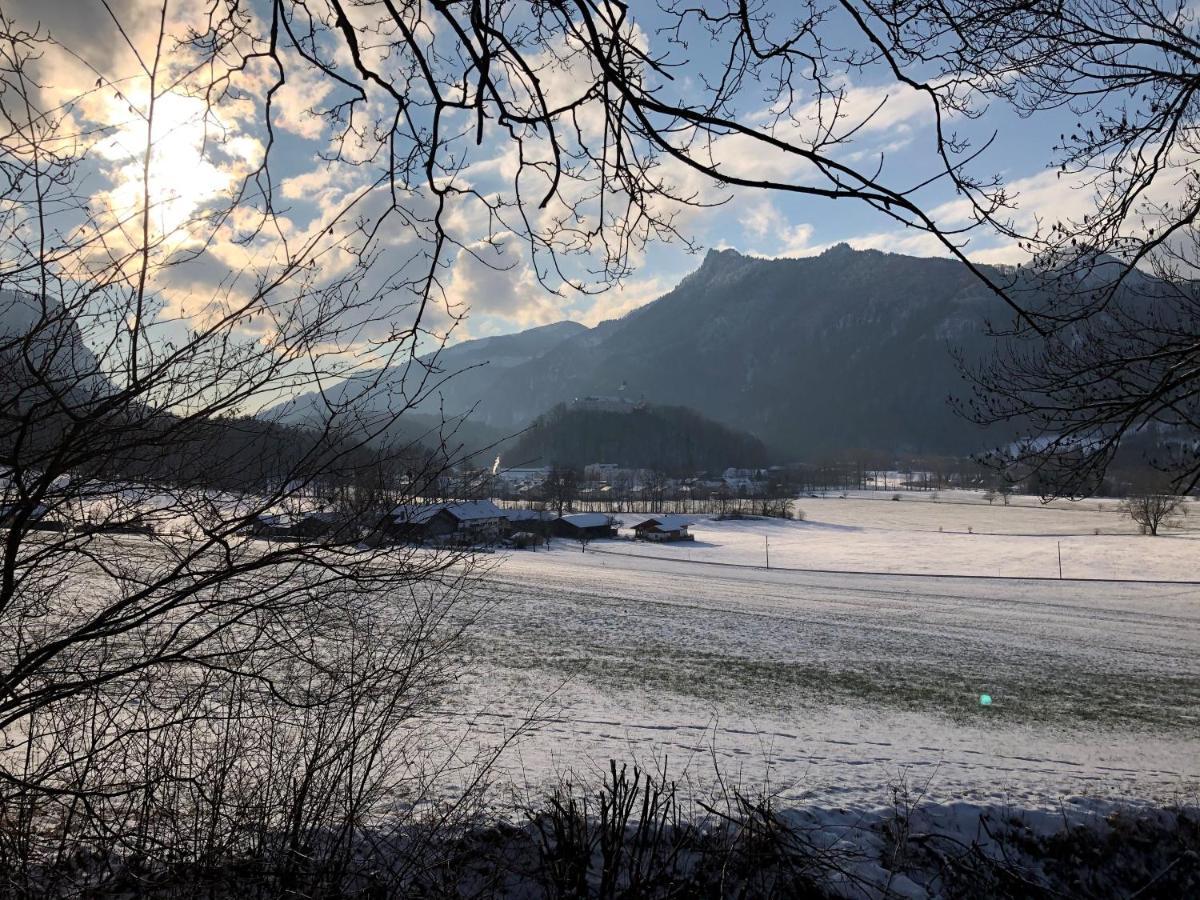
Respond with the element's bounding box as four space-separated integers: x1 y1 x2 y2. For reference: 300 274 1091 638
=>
495 467 550 482
636 515 690 532
0 503 48 520
558 512 612 528
504 508 554 521
392 500 504 524
444 500 504 521
391 504 442 525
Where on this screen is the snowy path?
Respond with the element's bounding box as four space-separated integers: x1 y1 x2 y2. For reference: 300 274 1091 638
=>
447 545 1200 809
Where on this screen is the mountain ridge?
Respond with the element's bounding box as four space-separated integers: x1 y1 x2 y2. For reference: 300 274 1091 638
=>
267 246 1013 459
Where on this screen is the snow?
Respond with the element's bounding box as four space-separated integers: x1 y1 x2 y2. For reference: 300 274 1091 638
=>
558 512 612 528
605 493 1200 581
437 494 1200 813
634 514 691 532
503 508 553 522
392 499 505 523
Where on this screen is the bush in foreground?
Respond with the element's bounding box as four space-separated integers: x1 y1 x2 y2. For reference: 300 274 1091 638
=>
3 759 1197 898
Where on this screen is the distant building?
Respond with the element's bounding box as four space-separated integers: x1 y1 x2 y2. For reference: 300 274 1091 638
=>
0 502 65 531
503 508 554 524
247 512 294 539
570 395 644 414
553 512 618 541
81 515 154 536
503 507 556 536
245 510 341 541
495 466 550 487
584 463 621 481
721 467 763 493
631 515 694 542
294 510 340 539
385 500 506 543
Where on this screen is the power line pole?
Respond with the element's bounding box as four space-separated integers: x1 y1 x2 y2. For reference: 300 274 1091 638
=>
1057 541 1063 579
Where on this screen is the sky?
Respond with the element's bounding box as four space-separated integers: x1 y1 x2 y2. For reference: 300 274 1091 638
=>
0 0 1135 349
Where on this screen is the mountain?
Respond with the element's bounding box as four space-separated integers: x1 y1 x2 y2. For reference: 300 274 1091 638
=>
508 402 769 473
1 290 110 402
0 293 405 493
267 320 586 428
270 246 1017 459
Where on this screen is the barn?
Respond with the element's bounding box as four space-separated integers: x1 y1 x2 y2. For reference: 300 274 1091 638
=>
294 510 340 539
503 507 556 536
553 512 617 541
244 510 341 541
245 512 298 540
631 515 694 542
0 503 66 532
386 500 506 544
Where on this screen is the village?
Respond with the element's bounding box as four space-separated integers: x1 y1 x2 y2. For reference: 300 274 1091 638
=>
231 451 1097 549
233 458 815 548
0 455 994 547
380 500 691 547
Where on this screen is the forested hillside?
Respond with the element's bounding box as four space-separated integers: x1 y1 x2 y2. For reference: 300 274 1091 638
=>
508 403 768 473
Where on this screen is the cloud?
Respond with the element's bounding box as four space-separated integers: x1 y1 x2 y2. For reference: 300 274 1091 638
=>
834 228 958 258
733 199 816 256
281 166 341 201
270 64 336 140
3 0 154 65
703 80 936 185
738 199 778 239
442 237 566 328
576 273 676 325
91 90 264 246
0 2 1028 354
732 147 1197 268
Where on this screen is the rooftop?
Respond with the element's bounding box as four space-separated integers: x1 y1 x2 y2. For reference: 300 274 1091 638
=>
558 512 613 528
637 515 691 531
392 499 504 523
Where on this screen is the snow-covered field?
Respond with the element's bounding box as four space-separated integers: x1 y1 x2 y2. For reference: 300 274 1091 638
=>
608 490 1200 581
447 494 1200 814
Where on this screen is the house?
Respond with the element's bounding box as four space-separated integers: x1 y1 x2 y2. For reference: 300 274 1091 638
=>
495 467 550 487
584 463 621 481
632 515 694 542
502 508 556 536
386 500 506 544
245 509 343 541
246 512 296 539
81 514 154 536
294 510 340 539
553 512 617 541
0 502 66 532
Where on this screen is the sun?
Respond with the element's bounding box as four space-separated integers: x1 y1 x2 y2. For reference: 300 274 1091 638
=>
96 90 258 244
